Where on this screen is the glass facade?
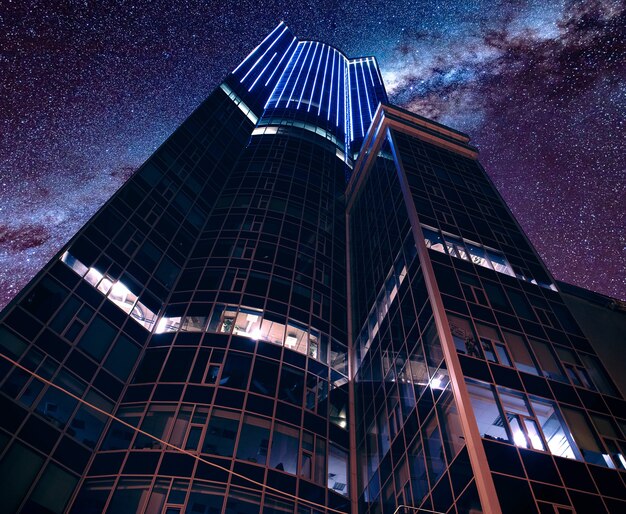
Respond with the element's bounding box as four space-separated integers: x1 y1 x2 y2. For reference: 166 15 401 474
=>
0 22 624 514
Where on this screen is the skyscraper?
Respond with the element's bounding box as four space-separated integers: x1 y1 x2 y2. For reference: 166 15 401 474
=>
0 22 624 514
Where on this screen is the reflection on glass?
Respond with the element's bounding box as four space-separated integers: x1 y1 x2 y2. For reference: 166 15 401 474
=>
420 226 541 284
529 398 577 459
466 381 509 442
285 321 308 354
181 316 207 332
561 407 609 467
328 444 349 496
524 418 546 451
236 415 270 465
270 423 299 474
529 339 566 382
503 331 538 375
203 410 239 457
423 227 445 253
62 251 157 330
494 343 512 367
467 243 492 269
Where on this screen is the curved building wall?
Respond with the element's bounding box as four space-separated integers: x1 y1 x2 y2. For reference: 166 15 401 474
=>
70 116 353 512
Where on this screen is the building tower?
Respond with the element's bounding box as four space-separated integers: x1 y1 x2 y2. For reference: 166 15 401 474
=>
0 23 624 514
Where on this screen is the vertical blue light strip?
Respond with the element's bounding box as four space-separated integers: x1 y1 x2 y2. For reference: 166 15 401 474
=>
240 25 288 83
248 53 277 91
318 46 331 116
233 21 285 75
264 37 296 87
288 41 313 107
273 42 305 108
298 42 319 109
360 60 374 120
336 53 343 127
308 43 324 112
328 50 336 121
366 58 376 88
353 62 365 136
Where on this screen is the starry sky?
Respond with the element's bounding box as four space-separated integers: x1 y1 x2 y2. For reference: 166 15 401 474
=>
1 0 624 309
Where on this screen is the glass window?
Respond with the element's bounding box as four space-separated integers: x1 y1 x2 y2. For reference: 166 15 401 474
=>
486 250 515 276
466 242 492 269
208 304 237 334
105 478 151 514
269 423 299 474
423 227 445 253
498 389 545 451
529 340 567 382
181 315 208 332
233 307 263 339
422 414 445 485
144 479 168 514
70 391 113 448
444 235 468 260
131 299 157 330
236 415 270 465
483 281 510 311
69 478 113 514
224 488 261 514
507 290 535 319
161 348 196 383
466 381 509 442
220 353 252 390
259 318 286 346
134 405 176 449
250 357 279 397
36 371 84 429
306 373 328 413
0 442 45 513
437 389 465 460
0 327 28 359
408 438 429 505
185 482 224 514
300 432 314 480
561 407 610 467
330 339 348 375
102 405 142 450
502 331 538 375
328 384 349 429
77 316 116 360
314 436 326 486
580 354 618 396
448 315 481 358
203 409 239 457
591 414 626 469
327 444 349 496
29 462 78 514
104 336 140 381
185 426 202 451
422 320 443 372
285 321 308 354
168 406 193 447
108 280 139 317
278 365 304 406
529 398 577 459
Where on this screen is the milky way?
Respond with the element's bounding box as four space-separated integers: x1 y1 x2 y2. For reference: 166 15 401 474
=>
1 0 624 309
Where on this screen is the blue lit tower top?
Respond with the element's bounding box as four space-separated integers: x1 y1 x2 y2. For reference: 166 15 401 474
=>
224 22 388 161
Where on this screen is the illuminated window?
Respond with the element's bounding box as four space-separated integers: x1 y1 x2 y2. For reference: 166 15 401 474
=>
467 380 578 460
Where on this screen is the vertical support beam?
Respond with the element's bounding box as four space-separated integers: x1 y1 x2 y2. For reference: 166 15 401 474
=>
346 208 360 514
387 127 502 514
